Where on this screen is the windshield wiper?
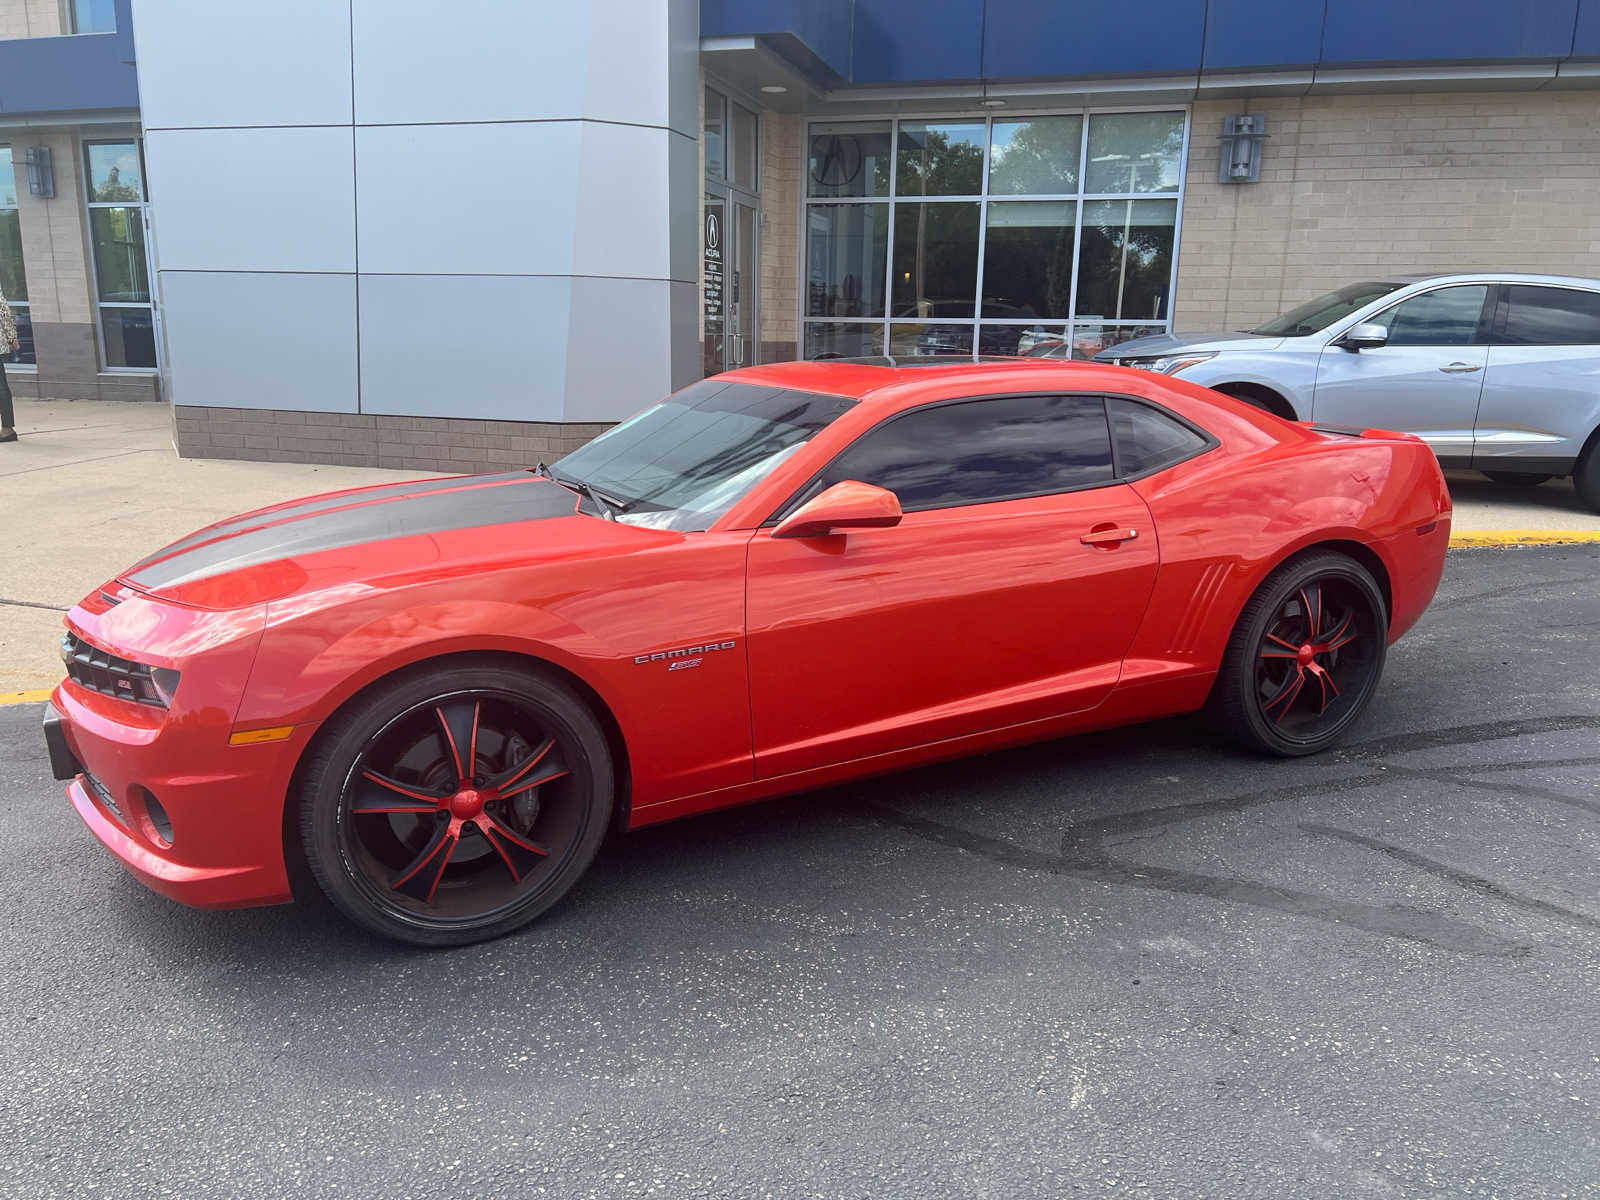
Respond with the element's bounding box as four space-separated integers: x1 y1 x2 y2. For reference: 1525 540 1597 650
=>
534 463 631 521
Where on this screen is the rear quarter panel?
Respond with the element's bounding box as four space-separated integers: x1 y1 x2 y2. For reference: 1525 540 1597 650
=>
1118 384 1450 684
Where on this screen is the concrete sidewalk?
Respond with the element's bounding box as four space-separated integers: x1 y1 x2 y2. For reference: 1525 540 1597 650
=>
3 395 1598 694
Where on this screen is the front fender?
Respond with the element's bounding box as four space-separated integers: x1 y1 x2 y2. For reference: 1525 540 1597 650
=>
237 593 623 730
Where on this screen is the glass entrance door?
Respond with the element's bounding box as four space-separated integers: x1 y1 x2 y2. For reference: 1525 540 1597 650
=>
703 85 760 377
703 187 758 375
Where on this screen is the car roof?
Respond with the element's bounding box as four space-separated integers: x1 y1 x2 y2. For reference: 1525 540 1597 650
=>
712 357 1133 403
1379 271 1600 287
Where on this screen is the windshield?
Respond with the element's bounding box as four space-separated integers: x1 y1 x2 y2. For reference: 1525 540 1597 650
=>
551 379 856 532
1250 281 1402 336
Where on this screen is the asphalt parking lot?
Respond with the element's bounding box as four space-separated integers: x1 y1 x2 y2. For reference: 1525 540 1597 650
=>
2 545 1597 1199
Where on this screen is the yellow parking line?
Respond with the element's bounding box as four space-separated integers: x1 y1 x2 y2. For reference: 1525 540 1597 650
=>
0 688 54 707
1449 529 1600 548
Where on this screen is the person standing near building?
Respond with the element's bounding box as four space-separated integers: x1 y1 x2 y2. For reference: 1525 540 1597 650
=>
0 286 17 442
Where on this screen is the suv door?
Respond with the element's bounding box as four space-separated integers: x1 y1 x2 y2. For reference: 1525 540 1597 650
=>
1312 284 1493 467
744 393 1160 779
1475 284 1600 475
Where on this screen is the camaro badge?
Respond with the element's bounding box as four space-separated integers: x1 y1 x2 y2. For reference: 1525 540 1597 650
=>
635 640 736 666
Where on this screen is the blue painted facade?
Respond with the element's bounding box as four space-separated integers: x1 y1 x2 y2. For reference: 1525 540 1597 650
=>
704 0 1600 83
0 0 139 117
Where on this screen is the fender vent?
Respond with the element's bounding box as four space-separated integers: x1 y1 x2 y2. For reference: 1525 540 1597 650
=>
1167 562 1231 655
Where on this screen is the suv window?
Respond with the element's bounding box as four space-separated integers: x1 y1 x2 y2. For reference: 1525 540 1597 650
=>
1108 398 1209 476
1499 285 1600 346
816 394 1114 512
1368 285 1489 346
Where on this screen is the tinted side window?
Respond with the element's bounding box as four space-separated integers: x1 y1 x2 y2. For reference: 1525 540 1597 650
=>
1108 398 1209 476
1500 285 1600 346
822 394 1113 511
1370 285 1488 346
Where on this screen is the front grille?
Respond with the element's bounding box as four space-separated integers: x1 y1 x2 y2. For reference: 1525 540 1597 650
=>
60 633 175 708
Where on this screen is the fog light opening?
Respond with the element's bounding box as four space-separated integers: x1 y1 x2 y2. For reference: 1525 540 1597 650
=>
137 788 174 848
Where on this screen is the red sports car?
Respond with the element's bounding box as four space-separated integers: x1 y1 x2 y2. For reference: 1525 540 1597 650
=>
44 359 1451 945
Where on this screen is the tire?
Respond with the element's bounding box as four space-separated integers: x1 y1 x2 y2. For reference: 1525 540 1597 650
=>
1483 471 1553 487
297 659 614 946
1210 552 1388 757
1576 444 1600 513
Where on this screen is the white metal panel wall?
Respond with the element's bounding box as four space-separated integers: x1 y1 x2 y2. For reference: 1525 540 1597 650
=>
131 0 700 425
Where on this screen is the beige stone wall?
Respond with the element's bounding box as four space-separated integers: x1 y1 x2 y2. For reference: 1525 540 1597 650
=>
10 130 93 327
758 110 802 360
0 0 63 38
1175 91 1600 331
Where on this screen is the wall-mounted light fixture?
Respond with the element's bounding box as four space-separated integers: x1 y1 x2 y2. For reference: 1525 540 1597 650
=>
24 146 55 198
1217 115 1267 183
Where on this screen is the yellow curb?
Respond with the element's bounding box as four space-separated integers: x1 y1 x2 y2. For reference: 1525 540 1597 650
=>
0 688 54 707
1449 529 1600 548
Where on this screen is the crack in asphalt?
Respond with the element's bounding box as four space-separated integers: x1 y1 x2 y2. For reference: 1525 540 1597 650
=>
1432 573 1596 611
1301 822 1600 933
868 717 1600 959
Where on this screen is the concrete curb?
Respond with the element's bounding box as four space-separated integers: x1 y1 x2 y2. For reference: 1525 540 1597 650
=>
2 689 52 707
1448 529 1600 548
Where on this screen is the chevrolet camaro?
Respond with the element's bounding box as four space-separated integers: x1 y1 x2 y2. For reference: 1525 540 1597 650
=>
44 359 1452 945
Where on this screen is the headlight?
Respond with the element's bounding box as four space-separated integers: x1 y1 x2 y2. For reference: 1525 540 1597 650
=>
1118 351 1218 375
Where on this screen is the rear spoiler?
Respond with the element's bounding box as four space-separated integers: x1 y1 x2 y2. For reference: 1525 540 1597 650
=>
1299 421 1417 442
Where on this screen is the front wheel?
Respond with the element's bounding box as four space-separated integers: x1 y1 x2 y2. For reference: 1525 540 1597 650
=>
297 661 614 946
1210 552 1388 757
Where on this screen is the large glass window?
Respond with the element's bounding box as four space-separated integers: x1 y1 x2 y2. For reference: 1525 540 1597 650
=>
84 140 156 369
802 111 1187 361
815 394 1115 511
1 152 32 366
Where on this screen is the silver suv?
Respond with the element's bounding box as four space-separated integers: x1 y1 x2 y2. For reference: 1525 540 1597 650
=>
1090 274 1600 511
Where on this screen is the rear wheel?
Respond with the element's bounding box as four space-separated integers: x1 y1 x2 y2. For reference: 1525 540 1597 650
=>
1483 471 1553 487
1210 552 1388 757
297 661 613 946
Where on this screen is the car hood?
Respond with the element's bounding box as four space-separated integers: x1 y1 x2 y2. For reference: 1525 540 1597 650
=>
117 472 660 609
1094 330 1284 359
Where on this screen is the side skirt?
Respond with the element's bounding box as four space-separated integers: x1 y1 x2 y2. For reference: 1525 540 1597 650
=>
625 670 1216 829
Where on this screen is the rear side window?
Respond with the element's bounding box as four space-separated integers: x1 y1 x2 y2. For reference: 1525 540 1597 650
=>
1499 285 1600 346
1108 398 1209 476
817 393 1114 512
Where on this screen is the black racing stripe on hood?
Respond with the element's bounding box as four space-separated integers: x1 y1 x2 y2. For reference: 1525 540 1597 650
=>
125 476 581 591
127 472 536 571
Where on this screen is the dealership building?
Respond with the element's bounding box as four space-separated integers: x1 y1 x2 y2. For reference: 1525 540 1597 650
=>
4 0 1600 470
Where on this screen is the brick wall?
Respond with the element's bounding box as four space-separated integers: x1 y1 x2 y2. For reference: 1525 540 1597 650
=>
174 408 609 473
1175 91 1600 331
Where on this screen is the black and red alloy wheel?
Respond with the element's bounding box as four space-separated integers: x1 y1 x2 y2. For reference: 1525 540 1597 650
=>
1213 552 1387 756
298 662 613 946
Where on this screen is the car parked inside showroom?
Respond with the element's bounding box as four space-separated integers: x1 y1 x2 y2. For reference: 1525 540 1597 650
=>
45 358 1451 945
1085 273 1600 510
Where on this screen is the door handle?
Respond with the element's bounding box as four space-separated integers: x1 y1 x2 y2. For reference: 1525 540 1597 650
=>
1438 362 1482 373
1081 527 1139 547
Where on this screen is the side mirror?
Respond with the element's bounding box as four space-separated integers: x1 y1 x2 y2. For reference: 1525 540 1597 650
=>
1339 322 1389 352
772 480 903 539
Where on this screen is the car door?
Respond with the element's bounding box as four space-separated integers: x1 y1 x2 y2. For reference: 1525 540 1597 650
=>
1474 284 1600 474
744 392 1159 780
1312 283 1493 467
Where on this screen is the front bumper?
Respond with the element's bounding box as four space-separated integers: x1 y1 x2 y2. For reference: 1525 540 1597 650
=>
51 680 310 909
